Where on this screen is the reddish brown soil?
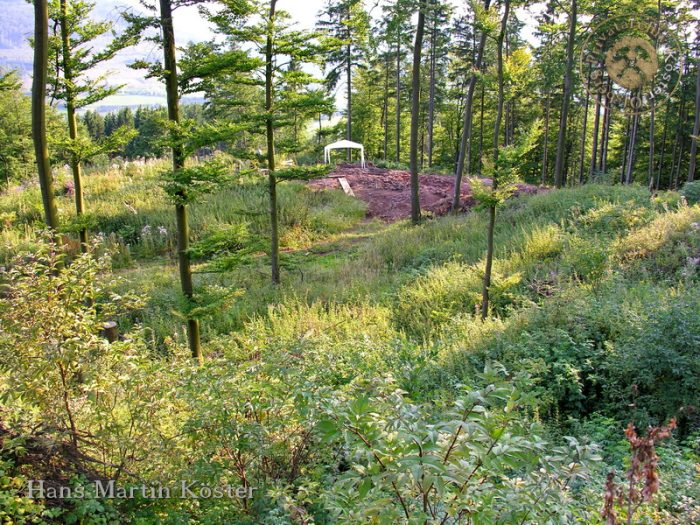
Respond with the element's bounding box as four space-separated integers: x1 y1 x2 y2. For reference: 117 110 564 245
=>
308 163 542 222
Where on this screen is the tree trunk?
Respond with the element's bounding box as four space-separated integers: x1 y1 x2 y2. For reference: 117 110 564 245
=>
577 68 591 184
266 0 280 283
383 54 390 161
600 92 611 174
32 0 59 230
395 30 401 163
673 130 684 189
427 13 437 168
669 114 680 189
346 42 352 161
542 95 551 185
553 0 577 188
60 0 87 251
621 114 631 184
481 0 510 321
409 1 426 225
648 100 656 190
478 82 485 176
589 94 601 182
452 0 492 211
160 0 202 362
655 102 670 190
689 58 700 182
672 102 687 189
625 111 640 184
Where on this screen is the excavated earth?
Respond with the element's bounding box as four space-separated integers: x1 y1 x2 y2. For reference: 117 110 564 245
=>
308 163 543 222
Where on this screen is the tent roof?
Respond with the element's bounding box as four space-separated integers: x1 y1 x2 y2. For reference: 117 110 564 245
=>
324 140 364 150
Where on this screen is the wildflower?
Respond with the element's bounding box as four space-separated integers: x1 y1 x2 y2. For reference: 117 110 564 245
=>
141 225 152 236
158 226 167 236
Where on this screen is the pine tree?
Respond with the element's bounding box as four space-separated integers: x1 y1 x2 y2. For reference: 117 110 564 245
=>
0 70 33 187
203 0 333 284
380 0 414 163
317 0 369 160
48 0 137 250
553 0 576 188
481 0 510 320
409 1 426 225
688 38 699 182
125 0 240 361
451 0 492 211
425 1 450 168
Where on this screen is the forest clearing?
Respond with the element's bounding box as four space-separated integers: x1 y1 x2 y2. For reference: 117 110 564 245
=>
0 0 699 523
309 163 542 220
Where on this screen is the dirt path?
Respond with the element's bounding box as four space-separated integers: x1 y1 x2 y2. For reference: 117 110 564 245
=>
308 163 542 222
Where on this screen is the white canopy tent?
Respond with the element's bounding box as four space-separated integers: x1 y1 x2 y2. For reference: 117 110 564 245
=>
324 140 365 168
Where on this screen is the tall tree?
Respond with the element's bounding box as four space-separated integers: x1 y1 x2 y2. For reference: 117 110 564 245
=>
553 0 576 188
0 70 33 187
160 0 202 361
624 109 640 184
32 0 59 230
577 66 591 183
265 0 280 282
452 0 492 211
425 1 449 168
126 0 254 360
689 52 699 182
49 0 136 250
589 90 602 181
380 0 413 163
481 0 510 320
318 0 368 160
409 0 426 225
202 0 332 284
533 0 557 185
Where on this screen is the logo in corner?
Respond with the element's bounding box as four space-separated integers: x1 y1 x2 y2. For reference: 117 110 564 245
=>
581 15 684 115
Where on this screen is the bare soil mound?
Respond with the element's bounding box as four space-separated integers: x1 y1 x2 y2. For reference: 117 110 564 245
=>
308 163 542 222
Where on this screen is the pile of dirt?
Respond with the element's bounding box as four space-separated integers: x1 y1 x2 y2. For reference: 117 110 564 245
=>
308 163 542 222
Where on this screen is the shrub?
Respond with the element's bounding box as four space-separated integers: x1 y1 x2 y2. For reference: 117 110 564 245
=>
0 238 181 496
319 369 600 524
680 180 700 205
608 286 700 433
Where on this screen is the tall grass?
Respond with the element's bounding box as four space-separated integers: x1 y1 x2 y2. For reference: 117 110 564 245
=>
0 162 366 265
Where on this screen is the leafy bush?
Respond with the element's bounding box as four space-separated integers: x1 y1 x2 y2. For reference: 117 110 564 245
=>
0 239 181 500
681 180 700 205
319 369 600 524
608 286 700 432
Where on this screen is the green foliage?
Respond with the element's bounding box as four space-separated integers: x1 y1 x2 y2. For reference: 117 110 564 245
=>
0 72 33 185
276 164 332 181
162 156 232 204
473 120 542 207
320 369 599 524
681 180 700 206
2 176 700 523
0 454 58 524
609 287 700 429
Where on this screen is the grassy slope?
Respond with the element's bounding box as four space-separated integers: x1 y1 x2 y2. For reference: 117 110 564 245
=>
2 169 700 520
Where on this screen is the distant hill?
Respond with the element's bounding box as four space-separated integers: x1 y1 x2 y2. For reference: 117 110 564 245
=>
0 0 33 74
0 0 207 111
0 0 32 48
